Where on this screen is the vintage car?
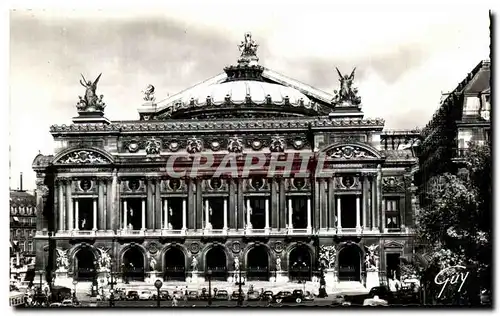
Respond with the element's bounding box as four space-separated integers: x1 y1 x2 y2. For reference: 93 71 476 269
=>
139 290 154 300
214 290 229 301
126 290 139 301
260 290 274 301
187 290 199 301
246 291 260 301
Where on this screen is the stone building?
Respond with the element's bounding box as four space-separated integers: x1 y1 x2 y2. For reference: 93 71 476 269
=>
32 33 419 291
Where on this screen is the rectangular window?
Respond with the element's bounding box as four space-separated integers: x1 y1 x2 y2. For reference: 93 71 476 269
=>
28 242 33 252
385 198 400 231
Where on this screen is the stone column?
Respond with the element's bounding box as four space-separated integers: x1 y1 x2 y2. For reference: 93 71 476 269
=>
66 181 73 231
111 172 119 231
246 199 252 229
288 198 293 229
182 199 187 231
93 199 97 230
58 182 64 231
271 178 278 230
196 179 203 230
223 199 228 231
187 179 195 230
265 198 270 230
205 199 210 229
278 179 286 230
122 200 127 230
377 165 384 232
74 199 79 230
163 199 168 229
155 180 161 230
371 176 377 230
141 199 146 230
328 177 335 229
98 180 105 230
336 197 342 230
362 175 369 229
147 179 155 230
356 195 361 231
307 198 312 230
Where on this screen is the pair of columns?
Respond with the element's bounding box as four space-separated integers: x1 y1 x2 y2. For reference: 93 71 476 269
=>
203 199 228 231
162 199 188 231
335 195 361 230
122 200 146 231
287 198 312 229
73 199 98 231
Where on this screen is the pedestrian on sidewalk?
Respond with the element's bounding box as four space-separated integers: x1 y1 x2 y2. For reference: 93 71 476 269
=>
172 295 178 307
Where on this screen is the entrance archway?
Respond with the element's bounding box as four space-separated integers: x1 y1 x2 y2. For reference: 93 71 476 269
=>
246 246 269 281
74 248 97 281
338 245 362 281
122 247 145 281
164 247 185 281
205 246 227 281
288 245 312 281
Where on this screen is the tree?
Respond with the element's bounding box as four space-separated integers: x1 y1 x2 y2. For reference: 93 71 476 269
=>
414 143 491 305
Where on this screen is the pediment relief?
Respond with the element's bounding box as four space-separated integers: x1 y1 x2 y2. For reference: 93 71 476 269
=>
323 143 381 160
384 240 405 248
54 149 113 165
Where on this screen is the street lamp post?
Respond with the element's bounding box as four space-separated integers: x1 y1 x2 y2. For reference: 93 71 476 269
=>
154 279 163 308
72 280 78 301
237 269 243 306
107 262 117 307
207 270 212 306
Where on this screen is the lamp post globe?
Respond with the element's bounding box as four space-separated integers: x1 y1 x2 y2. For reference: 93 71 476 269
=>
154 280 163 308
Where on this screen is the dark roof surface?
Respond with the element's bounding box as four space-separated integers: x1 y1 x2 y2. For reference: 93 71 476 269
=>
10 190 36 207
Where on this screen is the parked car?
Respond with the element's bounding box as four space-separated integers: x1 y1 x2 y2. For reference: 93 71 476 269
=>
363 295 388 306
230 290 244 301
172 290 184 300
61 299 74 307
272 291 295 303
260 290 274 301
49 302 62 307
126 290 139 301
139 290 154 300
303 291 315 301
331 294 348 306
247 291 260 301
187 291 199 301
368 286 394 303
214 290 229 301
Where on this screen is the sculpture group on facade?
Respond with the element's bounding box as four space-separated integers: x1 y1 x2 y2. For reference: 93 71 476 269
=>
332 67 362 106
77 73 106 111
59 150 108 164
142 84 156 102
145 137 161 155
97 247 112 272
364 244 380 271
55 248 69 272
191 256 198 273
149 257 157 271
319 245 336 269
238 32 259 65
276 257 281 271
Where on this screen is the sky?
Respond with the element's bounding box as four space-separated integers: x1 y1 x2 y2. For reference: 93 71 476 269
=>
8 3 491 191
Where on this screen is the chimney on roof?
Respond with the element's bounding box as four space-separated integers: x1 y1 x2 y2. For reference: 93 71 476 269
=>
19 172 23 192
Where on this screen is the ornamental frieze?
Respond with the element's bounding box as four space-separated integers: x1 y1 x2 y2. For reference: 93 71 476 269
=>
57 150 111 164
382 176 405 192
334 176 361 190
287 178 310 191
49 118 385 133
161 179 186 192
245 177 269 191
326 145 377 160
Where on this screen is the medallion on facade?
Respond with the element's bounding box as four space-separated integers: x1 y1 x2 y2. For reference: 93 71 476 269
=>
168 179 182 191
227 136 243 153
273 241 284 253
79 179 93 191
187 138 203 154
128 179 141 191
319 245 336 269
292 178 306 190
148 242 159 255
250 139 263 151
127 141 140 153
231 241 241 254
58 150 109 164
292 138 307 150
145 137 161 155
210 140 221 151
328 145 376 160
77 73 106 112
209 178 223 190
269 136 286 152
331 67 361 107
341 176 356 189
190 242 200 254
250 177 265 190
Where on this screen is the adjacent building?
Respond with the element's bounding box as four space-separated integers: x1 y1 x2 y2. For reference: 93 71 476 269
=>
32 33 420 292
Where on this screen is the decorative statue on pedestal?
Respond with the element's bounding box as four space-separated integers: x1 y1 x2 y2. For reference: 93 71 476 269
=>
55 248 69 272
77 73 106 111
234 257 240 271
191 257 198 273
150 257 157 271
364 244 380 271
276 257 281 271
237 32 259 65
142 84 156 102
332 67 362 106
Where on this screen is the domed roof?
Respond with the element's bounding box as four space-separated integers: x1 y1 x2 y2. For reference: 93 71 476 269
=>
10 190 36 207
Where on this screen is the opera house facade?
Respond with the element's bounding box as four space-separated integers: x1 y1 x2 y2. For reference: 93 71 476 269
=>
32 33 420 292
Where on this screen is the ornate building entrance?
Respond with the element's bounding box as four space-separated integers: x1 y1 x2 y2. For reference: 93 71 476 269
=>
246 246 269 281
163 247 185 281
74 248 96 281
205 246 227 281
338 245 362 281
289 245 312 281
